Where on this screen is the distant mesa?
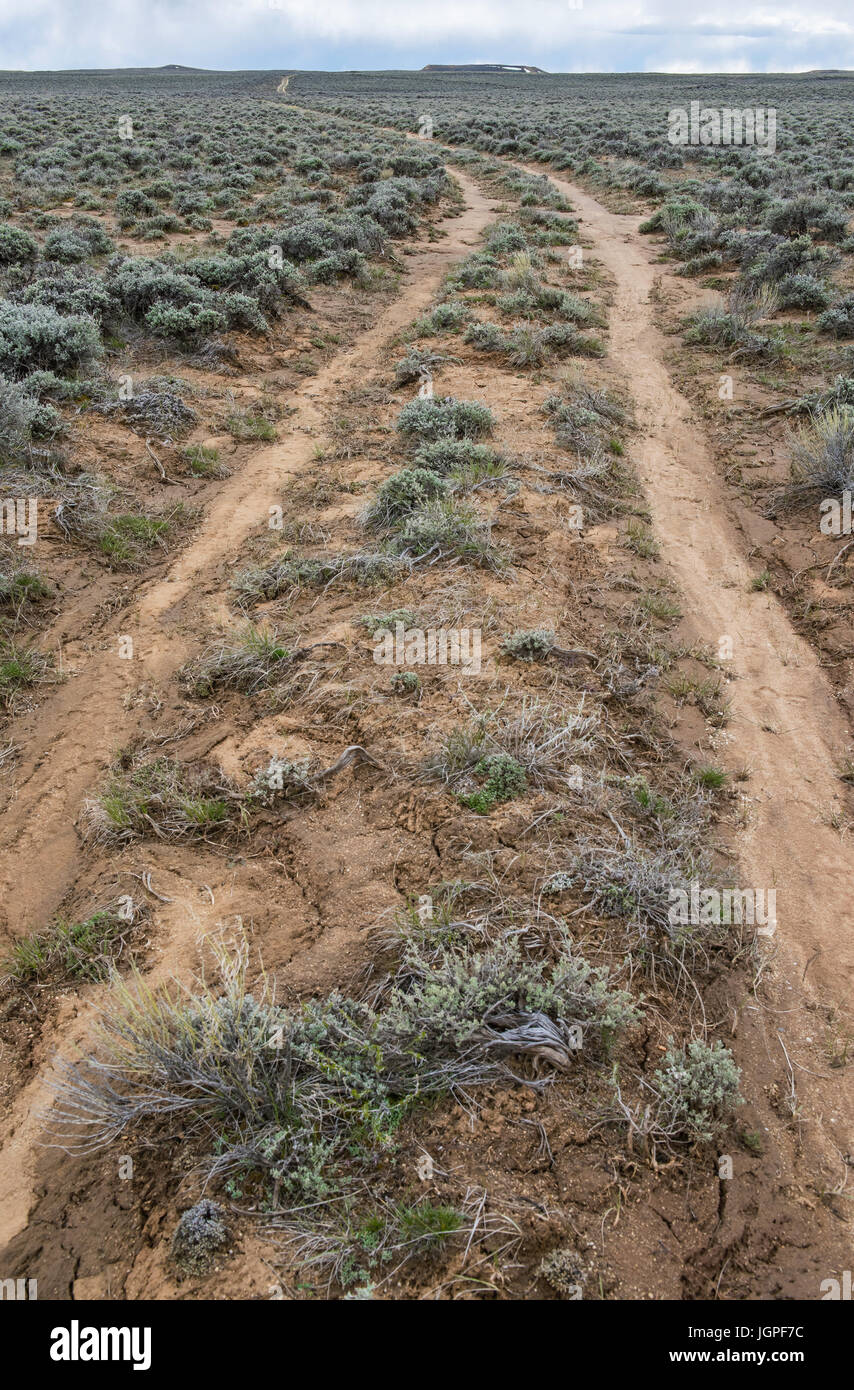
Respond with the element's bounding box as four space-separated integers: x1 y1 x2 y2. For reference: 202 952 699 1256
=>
422 64 546 74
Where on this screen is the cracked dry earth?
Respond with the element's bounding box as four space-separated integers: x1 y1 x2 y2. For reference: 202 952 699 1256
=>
0 150 851 1300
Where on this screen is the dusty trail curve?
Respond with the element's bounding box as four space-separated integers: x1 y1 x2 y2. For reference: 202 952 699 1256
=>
390 110 854 1001
532 167 854 1007
0 170 499 940
0 171 500 1247
526 165 854 1280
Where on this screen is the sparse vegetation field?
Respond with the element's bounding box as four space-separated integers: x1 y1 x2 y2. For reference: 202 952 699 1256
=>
0 64 852 1310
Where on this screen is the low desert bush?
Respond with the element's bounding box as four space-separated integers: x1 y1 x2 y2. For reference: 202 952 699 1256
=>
391 497 501 567
0 302 101 377
82 756 241 844
779 405 854 505
396 396 495 442
362 468 448 529
819 294 854 339
46 931 637 1200
615 1038 742 1151
183 623 295 697
413 439 507 484
234 549 406 601
4 901 144 984
501 629 556 661
0 223 38 265
171 1200 229 1275
0 639 51 709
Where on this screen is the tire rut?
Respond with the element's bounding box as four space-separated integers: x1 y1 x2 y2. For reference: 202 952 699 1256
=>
0 170 500 938
530 166 854 1007
0 170 500 1247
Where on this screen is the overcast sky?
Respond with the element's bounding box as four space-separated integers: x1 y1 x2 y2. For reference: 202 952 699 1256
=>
1 1 853 74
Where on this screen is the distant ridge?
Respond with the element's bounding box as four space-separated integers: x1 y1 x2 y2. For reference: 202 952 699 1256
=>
422 63 546 74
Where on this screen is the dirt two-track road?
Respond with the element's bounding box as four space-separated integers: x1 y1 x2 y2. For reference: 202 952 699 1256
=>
0 131 850 1298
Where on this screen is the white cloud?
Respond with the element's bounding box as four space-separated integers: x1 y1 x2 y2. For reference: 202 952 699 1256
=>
0 0 852 71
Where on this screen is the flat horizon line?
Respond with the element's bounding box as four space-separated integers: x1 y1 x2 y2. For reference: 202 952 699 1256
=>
1 64 853 78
